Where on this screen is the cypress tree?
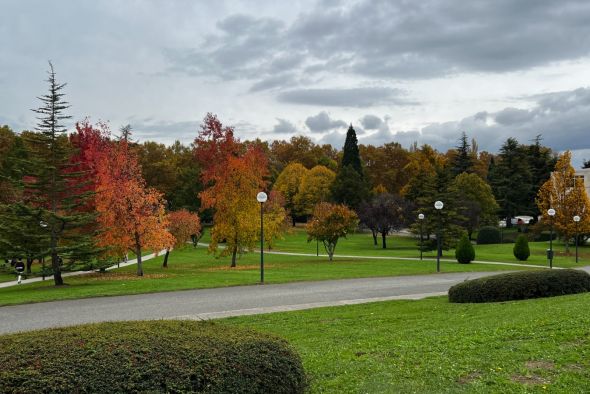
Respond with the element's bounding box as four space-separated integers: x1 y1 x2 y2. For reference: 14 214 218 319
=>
21 62 97 285
331 125 369 209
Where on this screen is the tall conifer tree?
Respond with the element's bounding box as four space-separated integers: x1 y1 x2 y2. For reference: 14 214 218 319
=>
331 125 369 209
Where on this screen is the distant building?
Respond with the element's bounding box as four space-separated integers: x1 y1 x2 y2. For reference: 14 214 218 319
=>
574 168 590 198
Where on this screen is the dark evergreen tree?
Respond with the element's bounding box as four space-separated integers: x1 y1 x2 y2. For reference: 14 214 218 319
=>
524 135 556 220
20 62 97 285
341 124 362 173
331 125 369 209
488 138 532 227
451 131 473 176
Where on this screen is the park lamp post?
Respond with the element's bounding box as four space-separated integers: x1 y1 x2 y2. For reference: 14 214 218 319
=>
574 215 581 264
548 208 556 269
257 192 268 284
434 201 444 273
418 213 425 260
39 221 48 281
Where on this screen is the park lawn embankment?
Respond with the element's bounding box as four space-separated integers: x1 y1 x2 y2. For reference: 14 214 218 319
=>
0 246 527 307
225 292 590 393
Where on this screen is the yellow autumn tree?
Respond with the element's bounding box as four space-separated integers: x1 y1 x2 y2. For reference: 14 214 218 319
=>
273 162 308 225
294 165 336 217
200 148 267 267
537 151 590 251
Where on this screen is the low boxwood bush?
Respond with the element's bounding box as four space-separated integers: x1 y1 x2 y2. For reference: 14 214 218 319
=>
455 234 475 264
0 320 307 393
513 234 530 261
448 269 590 303
476 226 501 244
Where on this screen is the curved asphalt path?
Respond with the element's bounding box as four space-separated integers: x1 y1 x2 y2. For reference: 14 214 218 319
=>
0 270 508 334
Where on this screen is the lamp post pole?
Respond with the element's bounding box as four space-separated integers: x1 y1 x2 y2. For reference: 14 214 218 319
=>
434 201 444 273
574 215 580 263
548 208 556 269
257 192 268 284
418 213 425 260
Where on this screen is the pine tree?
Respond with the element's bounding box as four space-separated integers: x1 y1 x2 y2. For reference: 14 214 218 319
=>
331 125 369 209
525 135 556 219
451 132 473 176
22 62 97 285
489 138 532 227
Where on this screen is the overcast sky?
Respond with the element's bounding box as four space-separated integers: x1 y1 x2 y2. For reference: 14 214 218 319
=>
2 0 590 166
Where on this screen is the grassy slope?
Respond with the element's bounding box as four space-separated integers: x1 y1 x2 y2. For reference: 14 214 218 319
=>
225 293 590 393
0 228 586 306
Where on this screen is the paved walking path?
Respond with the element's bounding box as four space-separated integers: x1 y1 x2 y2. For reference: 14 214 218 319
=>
0 270 506 334
0 251 166 289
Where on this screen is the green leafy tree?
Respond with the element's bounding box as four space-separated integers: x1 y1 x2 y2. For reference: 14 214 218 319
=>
513 234 530 261
449 172 499 240
306 202 358 261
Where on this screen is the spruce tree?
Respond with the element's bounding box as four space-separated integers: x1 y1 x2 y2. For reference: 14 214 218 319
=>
488 138 532 227
451 131 473 176
22 62 97 285
331 125 369 209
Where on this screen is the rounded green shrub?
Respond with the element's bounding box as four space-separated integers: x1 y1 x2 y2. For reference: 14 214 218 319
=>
0 320 307 393
476 226 501 244
513 234 530 261
455 234 475 264
448 269 590 303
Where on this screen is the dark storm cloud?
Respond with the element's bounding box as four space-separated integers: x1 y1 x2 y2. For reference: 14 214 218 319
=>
305 111 347 132
278 87 412 107
166 0 590 89
272 118 297 134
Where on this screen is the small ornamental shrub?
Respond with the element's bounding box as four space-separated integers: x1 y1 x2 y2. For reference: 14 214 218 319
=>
448 269 590 303
0 320 307 394
513 234 530 261
455 234 475 264
476 226 501 244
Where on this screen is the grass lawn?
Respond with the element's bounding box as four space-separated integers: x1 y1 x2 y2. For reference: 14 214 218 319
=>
0 246 526 306
224 292 590 393
0 228 586 306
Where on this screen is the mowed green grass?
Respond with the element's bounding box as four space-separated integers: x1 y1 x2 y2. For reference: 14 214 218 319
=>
0 245 524 306
0 228 586 306
224 293 590 393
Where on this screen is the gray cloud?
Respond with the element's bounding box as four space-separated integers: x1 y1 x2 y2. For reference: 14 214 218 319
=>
305 111 347 132
166 0 590 89
360 114 383 130
272 118 297 134
278 87 412 107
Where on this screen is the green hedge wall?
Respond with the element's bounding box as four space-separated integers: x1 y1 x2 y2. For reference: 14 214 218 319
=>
448 269 590 303
0 320 307 393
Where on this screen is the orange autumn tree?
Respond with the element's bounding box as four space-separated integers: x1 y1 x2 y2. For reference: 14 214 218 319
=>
262 190 289 250
195 113 277 267
200 149 268 267
537 150 590 251
164 209 202 267
95 136 174 276
306 202 359 261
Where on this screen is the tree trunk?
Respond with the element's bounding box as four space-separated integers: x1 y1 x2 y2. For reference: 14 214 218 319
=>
51 231 63 286
372 230 378 246
292 216 296 227
135 232 143 276
231 246 237 267
381 232 387 249
26 257 33 274
162 248 170 268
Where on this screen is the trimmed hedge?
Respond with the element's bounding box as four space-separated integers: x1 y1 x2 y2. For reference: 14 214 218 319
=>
0 320 307 393
513 234 530 261
455 234 475 264
448 269 590 303
476 226 501 244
